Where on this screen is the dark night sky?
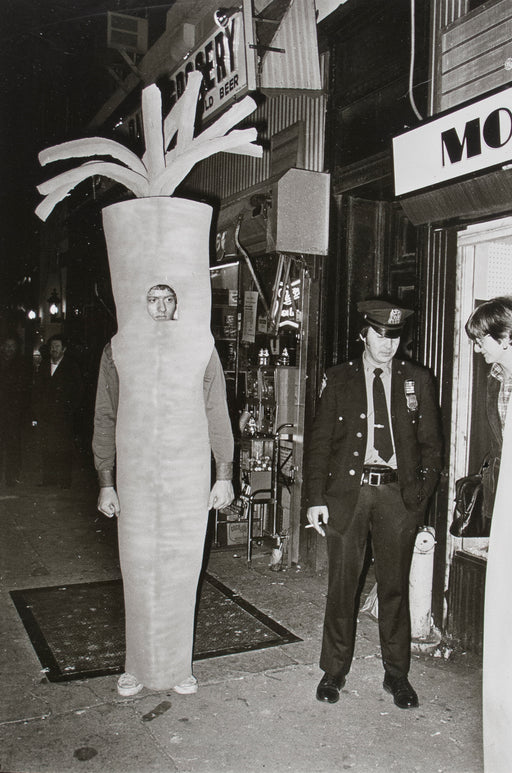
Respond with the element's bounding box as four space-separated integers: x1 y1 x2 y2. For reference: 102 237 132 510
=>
0 0 172 311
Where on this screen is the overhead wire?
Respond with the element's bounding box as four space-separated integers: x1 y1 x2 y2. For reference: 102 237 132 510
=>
408 0 423 121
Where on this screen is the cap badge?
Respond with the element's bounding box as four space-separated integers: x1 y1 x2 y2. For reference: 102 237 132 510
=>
388 308 402 324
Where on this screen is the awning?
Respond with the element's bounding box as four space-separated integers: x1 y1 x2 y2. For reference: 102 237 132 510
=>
399 166 512 226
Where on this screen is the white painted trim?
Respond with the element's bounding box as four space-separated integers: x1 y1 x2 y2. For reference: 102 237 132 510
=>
445 215 512 600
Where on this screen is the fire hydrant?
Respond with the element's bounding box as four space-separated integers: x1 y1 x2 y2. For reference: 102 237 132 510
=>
409 526 436 640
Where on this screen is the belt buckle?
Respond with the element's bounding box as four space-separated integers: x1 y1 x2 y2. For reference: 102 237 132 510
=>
369 471 381 486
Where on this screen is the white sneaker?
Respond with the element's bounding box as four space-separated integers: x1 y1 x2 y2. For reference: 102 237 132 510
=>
173 675 198 695
117 672 143 697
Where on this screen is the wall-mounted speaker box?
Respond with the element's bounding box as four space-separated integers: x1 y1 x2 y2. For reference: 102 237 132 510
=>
269 169 330 256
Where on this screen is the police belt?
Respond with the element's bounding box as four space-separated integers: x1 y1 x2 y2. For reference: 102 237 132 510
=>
361 465 398 486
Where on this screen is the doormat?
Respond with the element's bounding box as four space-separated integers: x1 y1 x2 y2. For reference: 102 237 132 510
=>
10 573 301 683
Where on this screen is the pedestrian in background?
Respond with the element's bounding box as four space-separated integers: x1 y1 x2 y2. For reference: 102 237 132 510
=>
305 299 443 709
33 334 83 488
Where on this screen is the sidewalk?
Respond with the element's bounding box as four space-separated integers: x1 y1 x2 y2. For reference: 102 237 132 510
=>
0 455 483 773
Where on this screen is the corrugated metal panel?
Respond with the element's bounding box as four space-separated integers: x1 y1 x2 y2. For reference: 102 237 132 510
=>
419 228 449 388
186 91 326 199
446 551 485 654
260 0 322 91
438 0 512 110
441 0 468 27
418 223 458 628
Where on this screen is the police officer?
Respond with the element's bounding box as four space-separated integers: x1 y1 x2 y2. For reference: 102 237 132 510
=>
305 300 443 708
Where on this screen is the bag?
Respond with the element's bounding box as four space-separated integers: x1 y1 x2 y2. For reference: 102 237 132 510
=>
450 470 490 538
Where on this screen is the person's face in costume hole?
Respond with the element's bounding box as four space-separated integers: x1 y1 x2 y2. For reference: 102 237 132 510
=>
146 285 177 321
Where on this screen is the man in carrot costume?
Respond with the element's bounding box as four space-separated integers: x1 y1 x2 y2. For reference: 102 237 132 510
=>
35 73 261 697
93 272 234 697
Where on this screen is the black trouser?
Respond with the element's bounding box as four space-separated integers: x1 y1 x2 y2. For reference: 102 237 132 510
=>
320 482 417 679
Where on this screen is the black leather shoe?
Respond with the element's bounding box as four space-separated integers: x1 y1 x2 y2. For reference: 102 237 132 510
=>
316 672 346 704
383 673 419 709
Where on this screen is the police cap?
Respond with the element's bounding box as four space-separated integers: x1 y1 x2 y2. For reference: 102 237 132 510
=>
357 299 413 338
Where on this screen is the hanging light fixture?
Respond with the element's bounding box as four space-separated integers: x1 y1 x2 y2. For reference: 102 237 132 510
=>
214 6 240 29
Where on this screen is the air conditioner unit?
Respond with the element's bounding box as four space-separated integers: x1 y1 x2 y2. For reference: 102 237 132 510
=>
107 11 148 55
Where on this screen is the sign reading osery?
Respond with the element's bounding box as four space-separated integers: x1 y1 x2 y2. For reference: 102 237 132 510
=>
168 11 256 121
393 85 512 197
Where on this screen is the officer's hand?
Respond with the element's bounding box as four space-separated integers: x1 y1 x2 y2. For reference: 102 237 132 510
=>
97 486 120 518
208 480 235 511
306 505 329 537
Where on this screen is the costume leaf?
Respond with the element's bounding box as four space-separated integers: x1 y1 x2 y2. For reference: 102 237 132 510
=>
36 73 262 221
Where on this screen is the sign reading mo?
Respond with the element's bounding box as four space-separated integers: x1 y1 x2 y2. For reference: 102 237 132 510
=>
442 109 512 165
393 86 512 197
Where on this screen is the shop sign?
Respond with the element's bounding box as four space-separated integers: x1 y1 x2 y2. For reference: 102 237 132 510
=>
278 279 301 329
167 8 256 122
242 291 258 343
393 86 512 196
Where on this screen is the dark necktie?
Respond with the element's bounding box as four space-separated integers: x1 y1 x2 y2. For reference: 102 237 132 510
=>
373 367 393 463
